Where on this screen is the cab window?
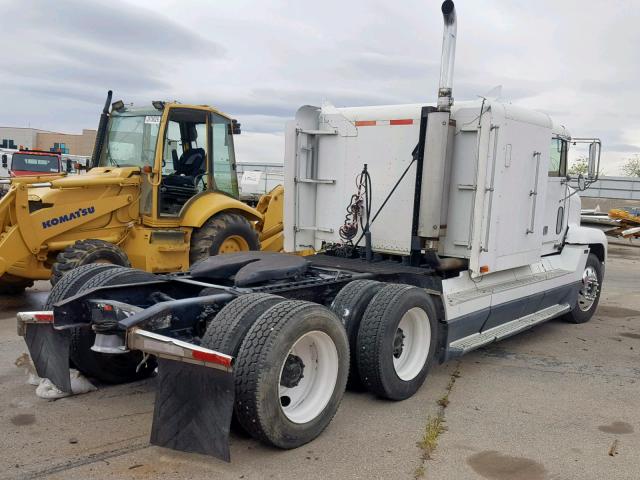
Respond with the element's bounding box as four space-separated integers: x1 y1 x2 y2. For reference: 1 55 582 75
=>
210 113 239 197
159 108 209 216
549 138 567 177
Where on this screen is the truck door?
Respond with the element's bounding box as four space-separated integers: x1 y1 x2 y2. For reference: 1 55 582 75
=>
541 137 568 254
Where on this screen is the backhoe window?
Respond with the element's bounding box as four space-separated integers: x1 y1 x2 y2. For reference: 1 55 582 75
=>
159 108 209 216
211 113 238 197
99 115 160 168
162 121 183 175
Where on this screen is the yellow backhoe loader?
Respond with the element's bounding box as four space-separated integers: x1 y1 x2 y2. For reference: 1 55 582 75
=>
0 92 283 293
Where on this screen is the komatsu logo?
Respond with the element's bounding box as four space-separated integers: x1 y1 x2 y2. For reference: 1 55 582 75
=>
41 206 96 229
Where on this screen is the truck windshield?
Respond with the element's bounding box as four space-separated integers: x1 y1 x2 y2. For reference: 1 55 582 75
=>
99 114 161 168
11 153 59 173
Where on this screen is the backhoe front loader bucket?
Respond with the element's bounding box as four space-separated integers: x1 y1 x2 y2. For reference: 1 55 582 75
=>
17 312 72 393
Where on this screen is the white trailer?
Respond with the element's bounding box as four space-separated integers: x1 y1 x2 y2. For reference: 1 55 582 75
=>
18 0 606 462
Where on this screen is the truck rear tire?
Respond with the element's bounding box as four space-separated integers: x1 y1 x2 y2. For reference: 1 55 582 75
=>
563 253 603 324
357 284 438 401
46 265 157 384
234 300 349 449
200 293 285 356
51 239 131 286
330 280 382 389
0 273 34 295
45 263 121 308
189 212 260 265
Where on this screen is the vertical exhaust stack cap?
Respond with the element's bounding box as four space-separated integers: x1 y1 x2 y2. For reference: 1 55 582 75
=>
438 0 457 111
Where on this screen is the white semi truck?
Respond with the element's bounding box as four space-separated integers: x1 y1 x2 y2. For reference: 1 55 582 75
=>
18 0 606 462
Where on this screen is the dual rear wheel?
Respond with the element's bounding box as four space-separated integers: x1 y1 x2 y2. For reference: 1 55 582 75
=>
203 282 437 450
45 264 158 384
203 294 349 448
332 281 438 400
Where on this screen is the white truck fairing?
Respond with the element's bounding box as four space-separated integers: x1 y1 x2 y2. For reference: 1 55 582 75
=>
285 99 605 277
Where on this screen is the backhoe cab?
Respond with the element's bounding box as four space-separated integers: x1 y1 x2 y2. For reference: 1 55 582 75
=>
99 101 241 217
0 97 283 293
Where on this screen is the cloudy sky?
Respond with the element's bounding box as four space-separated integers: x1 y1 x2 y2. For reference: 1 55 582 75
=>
1 0 639 173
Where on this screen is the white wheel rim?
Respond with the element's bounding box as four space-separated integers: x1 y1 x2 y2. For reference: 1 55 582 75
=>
278 330 339 424
392 307 431 381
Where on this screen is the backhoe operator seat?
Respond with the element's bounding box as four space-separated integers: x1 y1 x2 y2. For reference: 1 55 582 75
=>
160 148 206 214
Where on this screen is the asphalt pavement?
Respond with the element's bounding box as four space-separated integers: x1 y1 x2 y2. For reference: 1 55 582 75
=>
0 245 638 479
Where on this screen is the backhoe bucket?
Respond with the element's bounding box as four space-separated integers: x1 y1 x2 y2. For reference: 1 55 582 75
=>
18 312 72 393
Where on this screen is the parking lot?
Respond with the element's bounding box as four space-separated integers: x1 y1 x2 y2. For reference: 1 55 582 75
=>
0 244 638 480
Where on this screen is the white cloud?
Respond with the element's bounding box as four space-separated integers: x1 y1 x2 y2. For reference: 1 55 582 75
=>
1 0 639 174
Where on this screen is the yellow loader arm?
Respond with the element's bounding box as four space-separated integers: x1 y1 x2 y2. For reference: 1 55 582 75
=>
0 174 138 278
255 185 284 252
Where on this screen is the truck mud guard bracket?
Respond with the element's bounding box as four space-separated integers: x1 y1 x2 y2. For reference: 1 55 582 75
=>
17 311 72 393
128 328 235 461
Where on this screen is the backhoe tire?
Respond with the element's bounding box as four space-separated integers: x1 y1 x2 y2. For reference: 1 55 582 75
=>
0 274 34 295
189 212 260 265
234 300 349 449
45 265 157 384
330 280 383 390
563 253 603 324
51 239 131 286
357 284 437 401
200 293 285 356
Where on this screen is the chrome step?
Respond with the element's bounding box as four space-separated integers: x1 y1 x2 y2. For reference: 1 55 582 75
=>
449 303 571 355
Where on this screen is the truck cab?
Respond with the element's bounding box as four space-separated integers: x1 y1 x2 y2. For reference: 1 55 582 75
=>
8 149 63 177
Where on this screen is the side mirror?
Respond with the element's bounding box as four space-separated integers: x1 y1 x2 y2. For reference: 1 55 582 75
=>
588 142 598 179
1 154 7 168
231 119 241 135
570 137 601 185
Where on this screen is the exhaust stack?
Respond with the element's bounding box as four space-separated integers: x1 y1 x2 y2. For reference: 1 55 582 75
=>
90 90 113 169
437 0 457 111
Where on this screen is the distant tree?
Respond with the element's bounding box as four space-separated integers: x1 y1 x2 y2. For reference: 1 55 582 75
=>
568 157 588 176
621 155 640 177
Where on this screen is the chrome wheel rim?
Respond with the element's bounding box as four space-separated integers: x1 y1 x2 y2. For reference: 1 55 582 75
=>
578 265 599 312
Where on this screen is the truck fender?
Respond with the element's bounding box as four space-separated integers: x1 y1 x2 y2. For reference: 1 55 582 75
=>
181 192 262 228
565 225 607 263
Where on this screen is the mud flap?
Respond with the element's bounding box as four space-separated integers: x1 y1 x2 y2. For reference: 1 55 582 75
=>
24 324 72 393
150 358 235 461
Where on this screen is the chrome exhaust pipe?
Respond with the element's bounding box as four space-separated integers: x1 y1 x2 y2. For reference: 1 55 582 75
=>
438 0 457 111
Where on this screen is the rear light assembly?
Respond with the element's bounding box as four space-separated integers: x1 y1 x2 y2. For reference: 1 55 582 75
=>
16 311 54 336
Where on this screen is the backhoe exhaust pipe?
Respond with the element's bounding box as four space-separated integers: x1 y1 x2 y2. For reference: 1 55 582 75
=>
90 90 113 169
437 0 456 111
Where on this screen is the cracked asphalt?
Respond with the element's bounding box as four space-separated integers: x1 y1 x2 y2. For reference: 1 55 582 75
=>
0 244 638 479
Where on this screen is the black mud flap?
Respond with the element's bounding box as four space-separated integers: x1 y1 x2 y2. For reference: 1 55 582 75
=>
150 358 234 461
24 324 72 393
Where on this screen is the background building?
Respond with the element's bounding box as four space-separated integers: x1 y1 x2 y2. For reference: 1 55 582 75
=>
0 127 96 155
